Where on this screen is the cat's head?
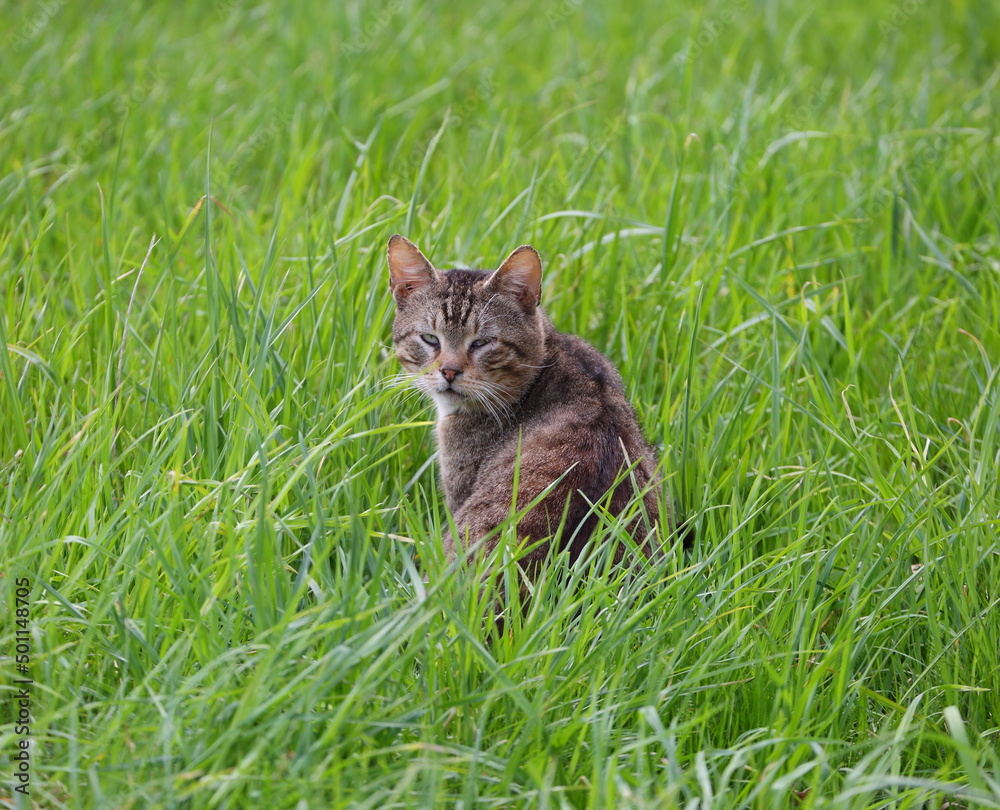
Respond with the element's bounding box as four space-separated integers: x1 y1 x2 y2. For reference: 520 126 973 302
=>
386 234 547 418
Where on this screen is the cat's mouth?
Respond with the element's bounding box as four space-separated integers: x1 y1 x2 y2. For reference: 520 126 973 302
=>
428 384 470 417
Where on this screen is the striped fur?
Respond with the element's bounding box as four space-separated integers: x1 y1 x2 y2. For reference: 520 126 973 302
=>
387 235 664 570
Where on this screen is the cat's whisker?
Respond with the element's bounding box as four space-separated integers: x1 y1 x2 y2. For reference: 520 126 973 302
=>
477 394 508 426
379 372 415 391
480 379 517 404
480 386 508 413
477 383 516 411
478 293 503 324
466 380 516 425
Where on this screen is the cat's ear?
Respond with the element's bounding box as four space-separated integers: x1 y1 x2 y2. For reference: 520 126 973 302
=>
387 234 437 302
487 245 542 310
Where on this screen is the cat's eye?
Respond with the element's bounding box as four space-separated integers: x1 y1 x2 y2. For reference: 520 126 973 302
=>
469 337 491 350
420 333 440 347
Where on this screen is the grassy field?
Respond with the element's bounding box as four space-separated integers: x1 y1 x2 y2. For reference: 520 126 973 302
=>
2 0 999 807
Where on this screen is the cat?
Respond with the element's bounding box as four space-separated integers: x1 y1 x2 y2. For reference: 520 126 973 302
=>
387 234 665 571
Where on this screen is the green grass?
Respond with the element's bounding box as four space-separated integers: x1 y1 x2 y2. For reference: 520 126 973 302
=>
2 0 999 807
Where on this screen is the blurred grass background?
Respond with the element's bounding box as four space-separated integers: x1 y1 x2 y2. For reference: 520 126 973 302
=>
1 0 999 807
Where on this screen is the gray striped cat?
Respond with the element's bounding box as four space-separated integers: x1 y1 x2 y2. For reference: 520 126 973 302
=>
387 234 665 570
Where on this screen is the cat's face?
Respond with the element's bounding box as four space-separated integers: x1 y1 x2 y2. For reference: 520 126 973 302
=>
386 235 546 419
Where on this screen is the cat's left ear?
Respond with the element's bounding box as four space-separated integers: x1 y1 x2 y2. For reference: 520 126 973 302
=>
487 245 542 310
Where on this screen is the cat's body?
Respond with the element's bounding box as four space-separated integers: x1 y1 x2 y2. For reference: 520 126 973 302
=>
387 235 663 569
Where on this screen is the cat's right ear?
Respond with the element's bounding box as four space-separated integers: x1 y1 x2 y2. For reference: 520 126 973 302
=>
387 234 437 303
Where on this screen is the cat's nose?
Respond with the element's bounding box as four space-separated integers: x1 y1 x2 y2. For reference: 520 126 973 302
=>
441 367 461 383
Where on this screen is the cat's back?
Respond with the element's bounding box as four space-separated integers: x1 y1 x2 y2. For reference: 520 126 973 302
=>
523 326 633 424
519 324 657 483
505 324 660 556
